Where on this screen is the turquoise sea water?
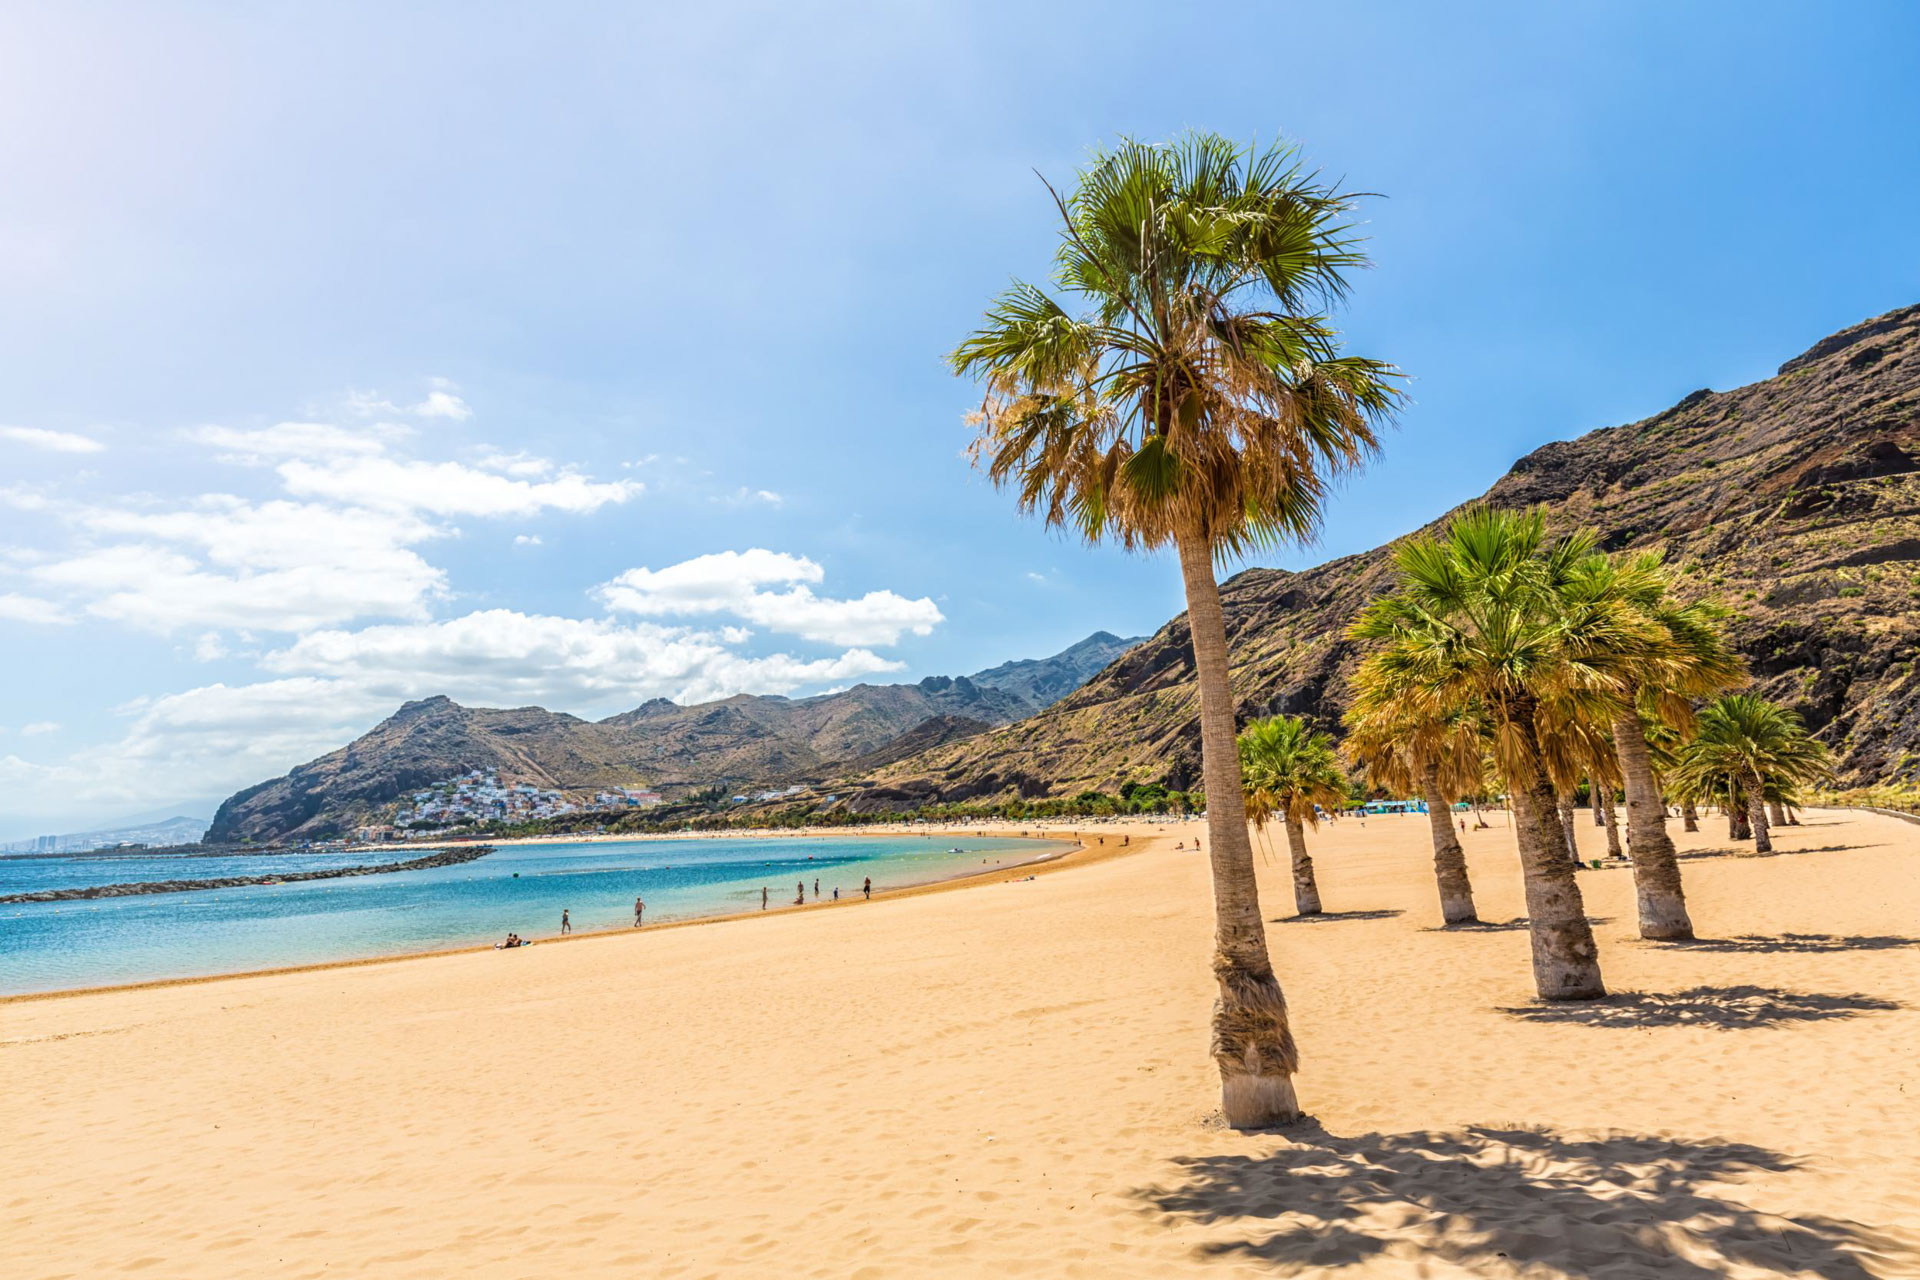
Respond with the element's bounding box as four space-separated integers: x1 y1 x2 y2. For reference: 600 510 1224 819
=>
0 834 1066 995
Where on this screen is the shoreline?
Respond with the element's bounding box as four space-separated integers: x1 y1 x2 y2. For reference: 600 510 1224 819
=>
0 824 1163 1005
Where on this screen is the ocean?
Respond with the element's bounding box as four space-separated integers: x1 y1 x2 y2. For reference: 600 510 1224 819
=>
0 833 1068 995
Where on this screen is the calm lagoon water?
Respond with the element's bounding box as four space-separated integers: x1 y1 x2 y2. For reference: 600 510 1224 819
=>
0 834 1066 995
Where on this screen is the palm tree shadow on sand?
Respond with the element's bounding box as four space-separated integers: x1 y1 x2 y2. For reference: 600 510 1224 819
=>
1651 934 1920 955
1136 1123 1914 1277
1272 909 1404 924
1423 916 1611 933
1500 985 1902 1030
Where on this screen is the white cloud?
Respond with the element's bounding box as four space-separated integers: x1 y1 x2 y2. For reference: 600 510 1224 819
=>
478 449 554 478
1 425 105 454
193 632 229 661
32 499 446 632
10 413 637 633
596 549 942 646
21 721 60 735
185 421 396 462
266 609 902 707
413 379 472 421
514 534 543 546
717 486 783 507
278 456 637 517
0 592 72 624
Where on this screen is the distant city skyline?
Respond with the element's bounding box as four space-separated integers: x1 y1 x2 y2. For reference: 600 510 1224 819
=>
3 0 1918 836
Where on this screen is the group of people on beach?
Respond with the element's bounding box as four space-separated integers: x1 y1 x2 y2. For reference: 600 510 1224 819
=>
511 866 891 954
768 876 871 908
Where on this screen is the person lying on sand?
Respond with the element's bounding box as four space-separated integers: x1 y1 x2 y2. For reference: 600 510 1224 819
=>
494 933 525 949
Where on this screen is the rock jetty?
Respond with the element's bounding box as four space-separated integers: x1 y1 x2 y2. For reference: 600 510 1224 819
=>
0 845 495 904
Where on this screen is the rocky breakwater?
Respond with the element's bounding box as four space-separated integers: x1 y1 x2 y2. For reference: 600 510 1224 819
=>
0 845 494 904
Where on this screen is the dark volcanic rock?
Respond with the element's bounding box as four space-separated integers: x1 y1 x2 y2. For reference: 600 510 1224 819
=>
0 845 493 904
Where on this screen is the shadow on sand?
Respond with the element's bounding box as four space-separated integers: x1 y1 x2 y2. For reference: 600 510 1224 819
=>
1652 934 1920 955
1424 916 1610 933
1272 909 1404 924
1500 985 1902 1030
1678 842 1871 862
1136 1123 1912 1277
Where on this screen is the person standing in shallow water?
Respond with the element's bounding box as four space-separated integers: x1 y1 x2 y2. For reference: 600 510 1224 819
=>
863 877 871 900
560 909 571 935
761 886 768 910
633 897 644 927
795 881 805 905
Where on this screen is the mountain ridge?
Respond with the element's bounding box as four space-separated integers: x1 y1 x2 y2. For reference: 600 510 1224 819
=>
204 631 1144 842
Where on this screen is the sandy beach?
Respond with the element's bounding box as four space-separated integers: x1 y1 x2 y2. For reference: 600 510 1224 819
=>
6 808 1918 1278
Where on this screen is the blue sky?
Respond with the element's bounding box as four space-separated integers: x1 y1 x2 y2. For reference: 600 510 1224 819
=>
2 1 1917 836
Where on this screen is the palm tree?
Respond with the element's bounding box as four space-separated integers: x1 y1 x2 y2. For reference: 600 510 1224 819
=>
1239 716 1349 916
1348 508 1659 1000
951 133 1401 1126
1669 695 1834 854
1344 694 1484 925
1572 553 1746 939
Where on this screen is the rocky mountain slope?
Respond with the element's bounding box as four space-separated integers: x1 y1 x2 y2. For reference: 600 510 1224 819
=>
844 303 1920 809
204 632 1143 842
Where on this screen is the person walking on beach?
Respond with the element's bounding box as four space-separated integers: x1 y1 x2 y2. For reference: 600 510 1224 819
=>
634 897 645 927
863 876 872 900
560 909 571 935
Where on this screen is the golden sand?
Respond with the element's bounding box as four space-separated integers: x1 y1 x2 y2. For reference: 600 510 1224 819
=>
6 810 1918 1277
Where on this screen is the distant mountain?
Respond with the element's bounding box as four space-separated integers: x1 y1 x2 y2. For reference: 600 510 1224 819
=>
204 632 1145 843
1 815 210 855
845 303 1920 808
967 630 1145 706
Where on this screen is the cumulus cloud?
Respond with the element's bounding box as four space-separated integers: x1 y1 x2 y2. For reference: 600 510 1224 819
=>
412 378 473 421
20 721 60 735
597 549 943 646
1 425 105 453
0 592 71 624
266 609 903 707
31 499 446 632
9 409 636 633
185 421 396 462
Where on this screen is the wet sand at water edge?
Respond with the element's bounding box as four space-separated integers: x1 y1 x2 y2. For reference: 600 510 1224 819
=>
5 809 1918 1277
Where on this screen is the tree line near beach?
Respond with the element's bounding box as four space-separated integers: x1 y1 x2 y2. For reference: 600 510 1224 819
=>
946 131 1842 1126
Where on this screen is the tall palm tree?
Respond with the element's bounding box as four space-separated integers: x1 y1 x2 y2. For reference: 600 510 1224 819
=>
1348 508 1658 1000
1669 695 1834 854
951 133 1401 1126
1239 716 1349 916
1573 553 1746 938
1344 693 1485 925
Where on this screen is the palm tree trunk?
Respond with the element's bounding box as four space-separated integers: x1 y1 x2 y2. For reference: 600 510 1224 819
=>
1749 770 1773 854
1767 800 1786 827
1599 790 1623 857
1176 528 1298 1127
1728 786 1752 840
1682 798 1699 832
1421 763 1477 925
1556 792 1580 864
1508 701 1605 999
1283 812 1321 916
1592 790 1606 826
1612 710 1692 939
